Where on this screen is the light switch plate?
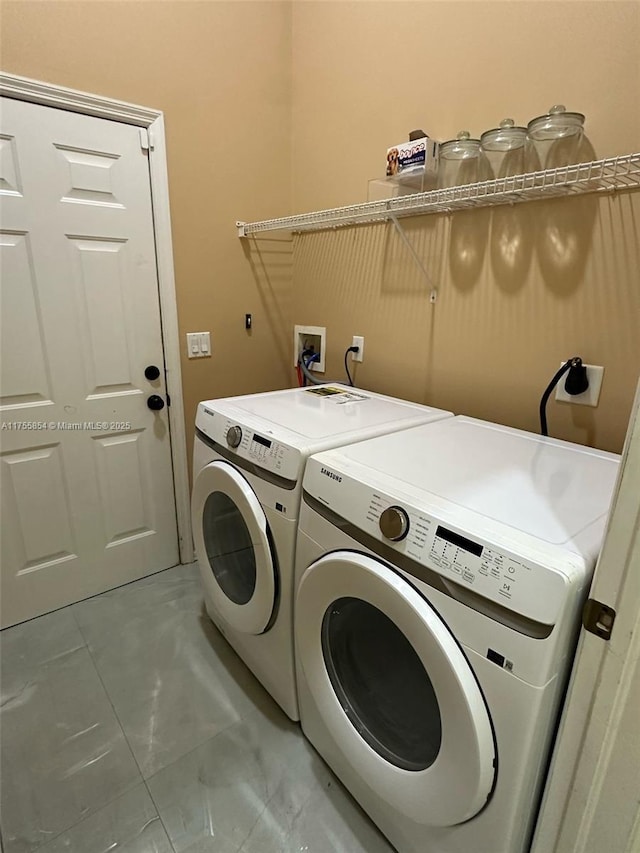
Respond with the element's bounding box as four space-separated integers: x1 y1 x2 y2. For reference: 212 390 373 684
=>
187 332 211 358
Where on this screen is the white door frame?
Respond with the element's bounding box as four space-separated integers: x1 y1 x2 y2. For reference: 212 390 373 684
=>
531 381 640 853
0 71 194 564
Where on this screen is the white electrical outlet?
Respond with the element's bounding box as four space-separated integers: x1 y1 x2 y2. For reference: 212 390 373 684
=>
555 363 604 407
351 335 364 362
294 325 326 372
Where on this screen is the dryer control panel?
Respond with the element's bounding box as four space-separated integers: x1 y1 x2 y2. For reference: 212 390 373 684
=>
304 458 571 627
428 523 526 606
367 491 566 625
196 405 302 481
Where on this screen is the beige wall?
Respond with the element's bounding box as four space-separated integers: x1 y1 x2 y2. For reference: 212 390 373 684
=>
1 1 639 459
291 1 640 453
0 0 294 473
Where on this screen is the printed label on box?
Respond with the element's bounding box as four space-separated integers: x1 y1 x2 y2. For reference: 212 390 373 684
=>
386 137 439 177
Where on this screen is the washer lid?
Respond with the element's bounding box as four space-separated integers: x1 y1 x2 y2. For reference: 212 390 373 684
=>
296 551 496 826
199 385 452 443
314 416 619 548
191 460 276 634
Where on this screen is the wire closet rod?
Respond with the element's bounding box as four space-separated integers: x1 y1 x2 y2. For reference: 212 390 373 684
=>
237 153 640 237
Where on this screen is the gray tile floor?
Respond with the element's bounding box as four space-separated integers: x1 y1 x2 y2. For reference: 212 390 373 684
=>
0 563 393 853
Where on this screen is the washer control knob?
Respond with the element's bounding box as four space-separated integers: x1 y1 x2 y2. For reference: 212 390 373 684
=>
379 506 410 541
226 425 243 448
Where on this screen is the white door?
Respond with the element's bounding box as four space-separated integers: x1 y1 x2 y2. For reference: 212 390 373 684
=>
191 459 277 634
295 551 496 826
0 96 179 628
532 382 640 853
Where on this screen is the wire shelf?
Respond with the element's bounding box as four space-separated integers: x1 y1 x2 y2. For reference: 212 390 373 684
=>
237 153 640 237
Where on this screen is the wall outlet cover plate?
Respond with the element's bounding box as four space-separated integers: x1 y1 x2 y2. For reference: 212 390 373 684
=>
555 363 604 407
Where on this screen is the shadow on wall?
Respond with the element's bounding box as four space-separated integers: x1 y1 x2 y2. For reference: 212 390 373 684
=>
375 164 600 301
380 215 448 296
377 187 598 299
241 236 293 375
449 203 598 297
536 137 599 297
449 208 491 293
447 194 599 297
490 203 534 294
535 192 598 297
446 136 599 296
488 189 599 298
378 218 441 402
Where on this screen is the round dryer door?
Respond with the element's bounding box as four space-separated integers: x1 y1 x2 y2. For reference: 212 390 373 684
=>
192 460 276 634
296 552 496 827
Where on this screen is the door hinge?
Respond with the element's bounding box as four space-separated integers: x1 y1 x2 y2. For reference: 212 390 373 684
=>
139 128 155 151
582 598 616 641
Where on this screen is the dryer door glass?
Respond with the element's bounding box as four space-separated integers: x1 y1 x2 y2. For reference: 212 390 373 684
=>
322 596 441 770
192 460 277 635
202 491 256 605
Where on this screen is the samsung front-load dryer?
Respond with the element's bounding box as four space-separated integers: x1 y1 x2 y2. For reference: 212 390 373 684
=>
191 385 452 721
294 416 620 853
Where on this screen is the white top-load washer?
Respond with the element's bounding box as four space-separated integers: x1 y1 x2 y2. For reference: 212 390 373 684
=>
191 384 452 720
294 416 620 853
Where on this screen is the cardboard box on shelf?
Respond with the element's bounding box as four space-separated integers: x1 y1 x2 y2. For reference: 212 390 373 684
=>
385 137 439 179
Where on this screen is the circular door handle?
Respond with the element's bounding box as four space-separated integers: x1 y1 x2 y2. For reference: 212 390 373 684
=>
145 365 161 381
147 394 165 411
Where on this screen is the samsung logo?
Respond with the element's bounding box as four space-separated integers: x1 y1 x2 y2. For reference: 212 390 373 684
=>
320 467 342 483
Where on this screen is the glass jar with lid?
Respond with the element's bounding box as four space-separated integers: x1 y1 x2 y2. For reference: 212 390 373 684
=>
437 131 493 189
480 118 528 177
526 105 586 169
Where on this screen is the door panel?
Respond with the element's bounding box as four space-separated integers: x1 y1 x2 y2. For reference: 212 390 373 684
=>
0 133 21 194
0 97 179 627
3 443 78 572
68 236 136 392
0 232 52 406
93 430 154 545
55 143 123 207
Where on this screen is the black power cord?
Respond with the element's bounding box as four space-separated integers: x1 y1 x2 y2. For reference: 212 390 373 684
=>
539 356 589 436
344 345 359 386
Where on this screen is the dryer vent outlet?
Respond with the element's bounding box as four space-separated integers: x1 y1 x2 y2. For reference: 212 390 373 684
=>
294 325 326 373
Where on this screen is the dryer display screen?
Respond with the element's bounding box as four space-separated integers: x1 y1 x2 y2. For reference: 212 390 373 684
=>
435 525 483 557
252 434 272 448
